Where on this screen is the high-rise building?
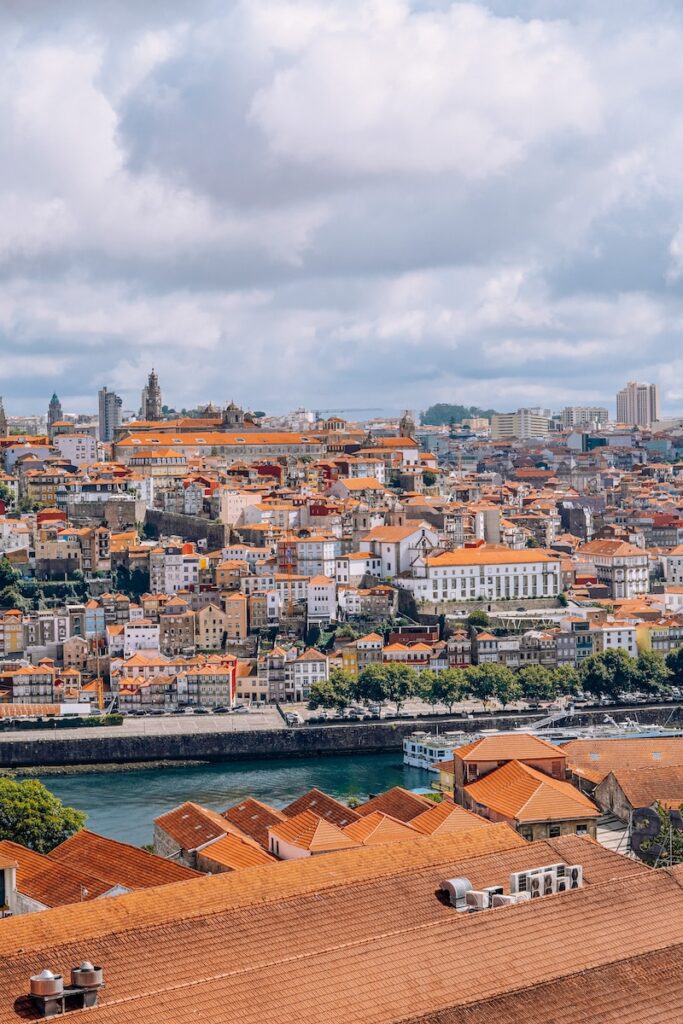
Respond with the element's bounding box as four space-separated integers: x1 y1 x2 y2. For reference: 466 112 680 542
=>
560 406 609 430
491 409 551 440
141 368 162 421
616 381 660 427
0 397 7 438
98 387 123 442
47 392 62 439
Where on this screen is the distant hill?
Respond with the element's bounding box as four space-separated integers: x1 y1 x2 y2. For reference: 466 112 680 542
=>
420 404 497 426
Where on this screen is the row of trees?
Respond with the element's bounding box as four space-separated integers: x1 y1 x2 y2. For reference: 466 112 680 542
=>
310 648 679 714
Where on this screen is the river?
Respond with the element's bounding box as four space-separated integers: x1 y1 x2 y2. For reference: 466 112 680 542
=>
39 754 430 847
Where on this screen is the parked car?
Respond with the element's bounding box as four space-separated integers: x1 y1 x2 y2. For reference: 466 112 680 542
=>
193 707 210 715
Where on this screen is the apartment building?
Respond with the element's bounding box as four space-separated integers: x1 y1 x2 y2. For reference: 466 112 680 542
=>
491 409 551 439
579 540 649 599
404 547 561 602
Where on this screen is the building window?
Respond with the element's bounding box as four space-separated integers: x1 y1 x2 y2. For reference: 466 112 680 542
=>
549 824 561 838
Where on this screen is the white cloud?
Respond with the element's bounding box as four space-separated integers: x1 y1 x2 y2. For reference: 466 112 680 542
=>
250 2 600 178
0 0 683 415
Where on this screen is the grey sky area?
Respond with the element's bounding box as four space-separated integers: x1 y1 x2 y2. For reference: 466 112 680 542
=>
2 0 683 415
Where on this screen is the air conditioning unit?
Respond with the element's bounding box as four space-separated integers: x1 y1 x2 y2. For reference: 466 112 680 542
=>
491 892 531 908
465 890 491 911
482 885 504 900
568 865 583 890
509 863 566 897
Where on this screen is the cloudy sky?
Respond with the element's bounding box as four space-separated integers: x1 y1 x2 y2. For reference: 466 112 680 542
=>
2 0 683 418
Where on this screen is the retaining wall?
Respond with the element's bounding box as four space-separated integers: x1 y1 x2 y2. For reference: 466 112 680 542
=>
0 705 680 768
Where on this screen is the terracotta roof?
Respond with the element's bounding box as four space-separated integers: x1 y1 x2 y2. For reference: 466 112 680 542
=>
426 547 556 567
343 811 421 845
362 524 428 542
0 833 668 1024
223 797 286 849
269 809 360 852
466 760 599 823
356 786 433 822
282 788 361 828
563 738 683 784
198 834 277 871
0 840 112 907
603 766 683 809
48 829 200 888
410 800 492 836
455 733 567 762
154 801 230 851
0 825 525 956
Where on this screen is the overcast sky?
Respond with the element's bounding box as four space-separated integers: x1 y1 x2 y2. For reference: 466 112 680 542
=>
2 0 683 418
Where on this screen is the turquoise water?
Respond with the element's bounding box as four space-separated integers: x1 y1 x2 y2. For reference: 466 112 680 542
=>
39 754 429 847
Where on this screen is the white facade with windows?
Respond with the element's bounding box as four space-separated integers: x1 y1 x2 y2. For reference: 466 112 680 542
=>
400 549 561 602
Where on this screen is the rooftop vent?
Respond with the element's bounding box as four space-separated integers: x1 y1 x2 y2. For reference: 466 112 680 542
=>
29 962 104 1018
440 876 472 910
30 971 63 999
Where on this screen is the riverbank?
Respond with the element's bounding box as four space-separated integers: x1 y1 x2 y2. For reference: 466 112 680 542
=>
1 759 211 777
2 703 681 769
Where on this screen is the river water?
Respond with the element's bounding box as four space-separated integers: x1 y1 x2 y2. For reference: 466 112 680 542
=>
39 754 430 847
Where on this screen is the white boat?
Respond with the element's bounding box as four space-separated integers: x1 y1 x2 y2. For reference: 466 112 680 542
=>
403 730 474 772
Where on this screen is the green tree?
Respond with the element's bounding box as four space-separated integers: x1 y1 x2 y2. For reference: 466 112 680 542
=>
416 670 440 709
383 663 417 713
0 482 14 506
580 649 636 699
420 404 497 427
465 665 493 708
433 668 467 712
491 668 522 709
0 778 86 853
423 471 437 487
0 557 20 591
665 645 683 684
634 650 670 693
517 665 556 702
355 663 389 705
553 664 581 697
0 586 26 611
309 669 354 712
466 610 490 630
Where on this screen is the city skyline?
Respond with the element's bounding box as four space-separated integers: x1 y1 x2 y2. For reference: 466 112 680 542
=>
3 2 683 413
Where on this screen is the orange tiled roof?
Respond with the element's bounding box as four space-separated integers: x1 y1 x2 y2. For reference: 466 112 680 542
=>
48 829 201 888
466 760 599 823
0 833 669 1024
223 797 286 849
343 811 421 845
454 733 567 762
410 799 492 836
269 809 360 852
0 839 112 907
356 786 433 822
563 737 683 783
198 833 277 870
0 824 525 956
604 766 683 808
282 788 360 828
154 801 230 851
426 547 556 567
